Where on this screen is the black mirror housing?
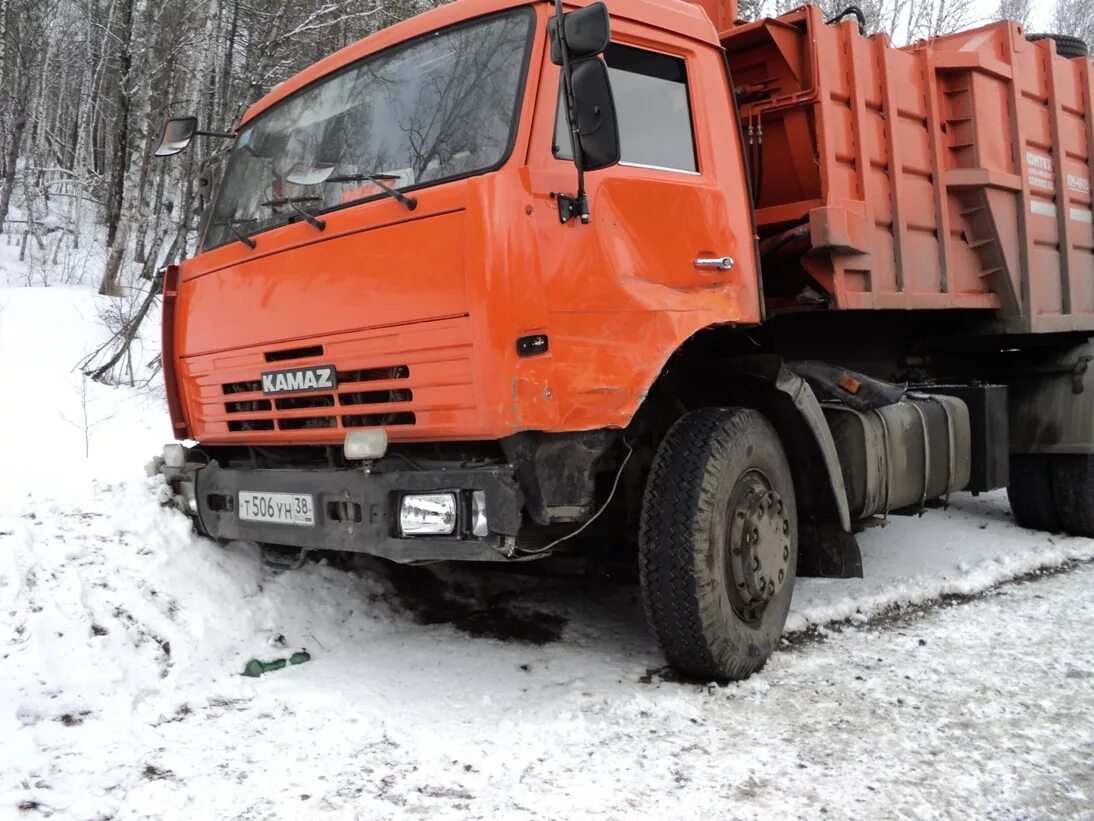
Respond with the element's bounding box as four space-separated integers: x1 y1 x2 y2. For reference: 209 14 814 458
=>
155 116 198 157
549 2 611 65
569 57 620 171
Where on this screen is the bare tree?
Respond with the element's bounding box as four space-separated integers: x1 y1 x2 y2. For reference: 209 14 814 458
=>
1052 0 1094 43
737 0 766 22
0 0 55 227
907 0 976 41
993 0 1032 29
767 0 914 40
1 0 429 299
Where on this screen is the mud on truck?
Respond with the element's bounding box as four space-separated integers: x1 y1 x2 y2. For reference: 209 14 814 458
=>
153 0 1094 681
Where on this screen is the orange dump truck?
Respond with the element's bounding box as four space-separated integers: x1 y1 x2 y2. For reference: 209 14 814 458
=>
155 0 1094 680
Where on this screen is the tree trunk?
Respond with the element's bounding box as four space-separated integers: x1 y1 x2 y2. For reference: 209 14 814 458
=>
103 0 134 250
99 227 127 296
0 114 27 227
100 0 136 295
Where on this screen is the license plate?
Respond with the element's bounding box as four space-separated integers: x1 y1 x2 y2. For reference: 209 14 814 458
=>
238 491 315 526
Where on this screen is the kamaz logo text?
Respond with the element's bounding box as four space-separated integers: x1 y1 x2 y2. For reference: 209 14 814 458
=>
261 365 337 395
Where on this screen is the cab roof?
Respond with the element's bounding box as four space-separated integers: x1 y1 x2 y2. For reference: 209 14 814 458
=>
239 0 720 127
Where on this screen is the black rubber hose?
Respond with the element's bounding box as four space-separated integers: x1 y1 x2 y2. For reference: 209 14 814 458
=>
825 5 867 35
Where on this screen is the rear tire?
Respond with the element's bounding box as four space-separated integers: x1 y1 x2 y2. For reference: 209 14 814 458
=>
1050 455 1094 537
1007 454 1060 532
639 407 797 682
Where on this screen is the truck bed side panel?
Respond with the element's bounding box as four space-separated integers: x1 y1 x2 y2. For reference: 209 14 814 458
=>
724 8 1094 333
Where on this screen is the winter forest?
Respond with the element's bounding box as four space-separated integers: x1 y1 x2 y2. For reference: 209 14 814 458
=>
0 0 1091 301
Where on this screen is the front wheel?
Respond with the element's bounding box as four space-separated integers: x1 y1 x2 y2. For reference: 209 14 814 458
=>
639 407 797 682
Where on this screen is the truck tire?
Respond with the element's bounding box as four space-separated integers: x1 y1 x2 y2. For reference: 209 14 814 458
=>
1050 456 1094 537
639 407 797 681
1027 33 1089 59
1007 454 1060 532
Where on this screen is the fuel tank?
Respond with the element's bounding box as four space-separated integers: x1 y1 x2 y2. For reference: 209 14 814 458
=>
824 396 972 519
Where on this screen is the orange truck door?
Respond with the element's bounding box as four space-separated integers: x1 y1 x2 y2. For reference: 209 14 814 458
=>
523 22 760 429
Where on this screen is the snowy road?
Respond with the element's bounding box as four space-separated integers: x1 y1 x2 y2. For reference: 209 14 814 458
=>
2 477 1093 820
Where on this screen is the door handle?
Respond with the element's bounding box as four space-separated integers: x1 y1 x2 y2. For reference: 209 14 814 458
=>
694 256 735 271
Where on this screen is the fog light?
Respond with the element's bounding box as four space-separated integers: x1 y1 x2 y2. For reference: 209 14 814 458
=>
344 430 388 461
163 443 186 468
179 480 199 513
399 493 457 536
470 490 489 537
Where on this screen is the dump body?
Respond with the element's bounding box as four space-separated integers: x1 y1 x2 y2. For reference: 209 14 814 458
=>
724 6 1094 332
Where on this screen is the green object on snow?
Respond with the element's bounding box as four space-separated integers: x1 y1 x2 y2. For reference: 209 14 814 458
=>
242 649 311 677
243 658 286 677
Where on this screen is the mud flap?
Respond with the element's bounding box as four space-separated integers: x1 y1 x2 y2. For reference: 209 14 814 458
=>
724 354 863 579
797 520 864 578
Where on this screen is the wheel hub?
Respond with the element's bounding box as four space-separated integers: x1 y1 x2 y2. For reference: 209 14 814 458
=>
729 487 791 612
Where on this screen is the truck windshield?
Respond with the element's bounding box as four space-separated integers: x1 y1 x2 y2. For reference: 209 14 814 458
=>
204 7 534 250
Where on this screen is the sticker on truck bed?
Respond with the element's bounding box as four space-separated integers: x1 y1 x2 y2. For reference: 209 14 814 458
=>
261 365 337 395
1026 152 1092 197
1026 151 1054 191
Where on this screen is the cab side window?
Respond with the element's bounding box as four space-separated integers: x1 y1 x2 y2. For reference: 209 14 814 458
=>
555 44 697 173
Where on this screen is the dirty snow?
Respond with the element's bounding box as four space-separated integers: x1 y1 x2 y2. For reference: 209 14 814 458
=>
1 281 1092 819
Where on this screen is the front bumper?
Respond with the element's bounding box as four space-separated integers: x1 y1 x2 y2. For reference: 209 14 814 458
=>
166 461 524 563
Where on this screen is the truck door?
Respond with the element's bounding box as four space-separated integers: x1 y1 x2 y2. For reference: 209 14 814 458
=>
520 25 760 427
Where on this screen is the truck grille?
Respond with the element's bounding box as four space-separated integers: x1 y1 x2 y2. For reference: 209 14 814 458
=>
180 316 479 443
223 366 415 432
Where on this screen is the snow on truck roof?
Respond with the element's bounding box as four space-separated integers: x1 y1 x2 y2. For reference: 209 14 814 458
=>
239 0 721 127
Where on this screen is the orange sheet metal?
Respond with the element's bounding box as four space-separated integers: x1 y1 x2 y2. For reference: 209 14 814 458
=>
171 0 759 445
725 7 1094 332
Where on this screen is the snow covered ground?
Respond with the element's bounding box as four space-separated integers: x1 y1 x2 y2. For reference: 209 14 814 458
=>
1 281 1093 819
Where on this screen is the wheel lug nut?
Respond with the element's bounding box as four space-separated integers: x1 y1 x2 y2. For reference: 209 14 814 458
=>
778 569 784 582
783 545 789 560
782 520 789 535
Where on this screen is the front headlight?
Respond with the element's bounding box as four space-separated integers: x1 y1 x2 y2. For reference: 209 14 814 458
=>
399 493 457 536
470 490 489 537
179 479 199 513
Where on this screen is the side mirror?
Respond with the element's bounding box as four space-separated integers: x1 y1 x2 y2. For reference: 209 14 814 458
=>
155 116 198 157
549 3 611 64
568 58 620 171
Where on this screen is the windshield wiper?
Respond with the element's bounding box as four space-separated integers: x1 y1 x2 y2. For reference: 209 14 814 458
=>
214 217 258 249
260 196 326 231
324 174 418 211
